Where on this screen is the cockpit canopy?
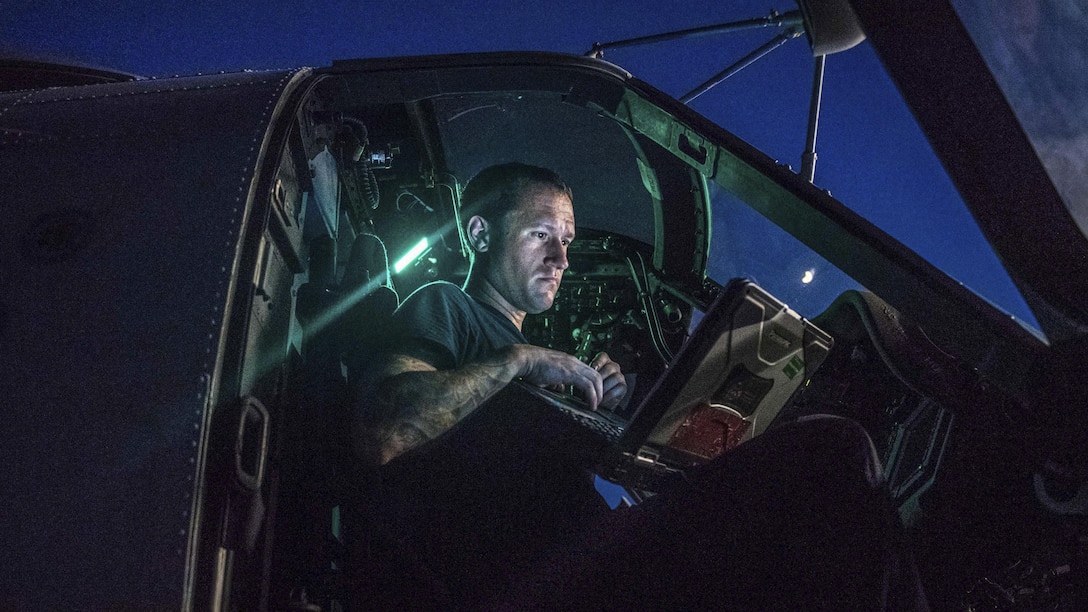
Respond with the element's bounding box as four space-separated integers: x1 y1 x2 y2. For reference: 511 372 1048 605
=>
315 52 1043 390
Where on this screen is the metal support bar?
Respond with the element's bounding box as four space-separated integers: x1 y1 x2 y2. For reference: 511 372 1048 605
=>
680 28 803 104
586 10 803 58
801 54 826 183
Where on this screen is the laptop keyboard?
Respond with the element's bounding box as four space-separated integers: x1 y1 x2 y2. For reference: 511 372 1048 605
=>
518 383 626 442
553 404 625 442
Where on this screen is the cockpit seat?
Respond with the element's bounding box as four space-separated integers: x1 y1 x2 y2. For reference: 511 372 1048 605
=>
812 290 977 405
276 232 399 607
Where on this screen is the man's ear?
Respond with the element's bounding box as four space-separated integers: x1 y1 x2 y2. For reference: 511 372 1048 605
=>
466 215 490 252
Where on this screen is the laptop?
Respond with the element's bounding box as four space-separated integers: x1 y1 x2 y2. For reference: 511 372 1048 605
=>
517 278 833 482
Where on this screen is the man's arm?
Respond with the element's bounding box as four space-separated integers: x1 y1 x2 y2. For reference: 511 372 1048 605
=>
357 344 621 464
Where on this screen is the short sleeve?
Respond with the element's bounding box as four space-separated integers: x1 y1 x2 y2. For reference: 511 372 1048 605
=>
388 282 472 370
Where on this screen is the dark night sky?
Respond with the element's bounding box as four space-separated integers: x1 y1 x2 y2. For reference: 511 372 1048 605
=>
2 0 1036 326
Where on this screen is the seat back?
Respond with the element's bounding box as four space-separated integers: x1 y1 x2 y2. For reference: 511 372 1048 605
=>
272 232 399 608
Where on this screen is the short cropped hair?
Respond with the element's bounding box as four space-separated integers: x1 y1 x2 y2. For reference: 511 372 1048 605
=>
460 163 573 231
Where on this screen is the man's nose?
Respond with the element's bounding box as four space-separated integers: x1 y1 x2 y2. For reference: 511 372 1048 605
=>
546 239 569 270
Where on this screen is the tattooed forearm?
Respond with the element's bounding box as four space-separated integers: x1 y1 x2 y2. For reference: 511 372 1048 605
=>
360 350 523 464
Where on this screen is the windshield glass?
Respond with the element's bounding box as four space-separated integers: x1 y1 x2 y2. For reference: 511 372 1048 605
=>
706 180 859 318
952 0 1088 242
810 44 1037 329
608 32 1040 332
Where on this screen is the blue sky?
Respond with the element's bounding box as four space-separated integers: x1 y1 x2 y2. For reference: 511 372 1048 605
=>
2 0 1035 325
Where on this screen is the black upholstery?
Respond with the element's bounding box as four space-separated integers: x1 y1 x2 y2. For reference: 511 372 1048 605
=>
274 232 400 608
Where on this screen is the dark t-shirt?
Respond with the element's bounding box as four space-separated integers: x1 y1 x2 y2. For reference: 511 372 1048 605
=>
388 281 526 369
372 281 609 607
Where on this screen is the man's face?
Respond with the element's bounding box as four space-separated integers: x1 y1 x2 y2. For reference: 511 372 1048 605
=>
483 185 574 315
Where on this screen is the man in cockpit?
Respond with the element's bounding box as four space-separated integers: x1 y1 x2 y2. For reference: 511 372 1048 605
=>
353 163 927 610
357 162 627 465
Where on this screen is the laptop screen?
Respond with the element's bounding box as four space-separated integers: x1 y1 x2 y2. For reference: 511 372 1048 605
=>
619 279 833 463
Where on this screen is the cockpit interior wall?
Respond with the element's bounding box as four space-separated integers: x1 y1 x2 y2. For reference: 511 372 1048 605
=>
0 69 306 608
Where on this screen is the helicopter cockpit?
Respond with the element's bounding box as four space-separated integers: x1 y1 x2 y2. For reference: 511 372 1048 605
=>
242 53 1050 607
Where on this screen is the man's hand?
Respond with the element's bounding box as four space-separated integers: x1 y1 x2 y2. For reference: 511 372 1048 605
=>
510 346 627 410
510 345 605 409
590 352 628 410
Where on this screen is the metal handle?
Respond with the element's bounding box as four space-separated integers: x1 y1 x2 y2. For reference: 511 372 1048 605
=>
234 396 270 491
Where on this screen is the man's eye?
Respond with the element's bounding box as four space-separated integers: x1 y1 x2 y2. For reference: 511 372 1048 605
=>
535 232 547 239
